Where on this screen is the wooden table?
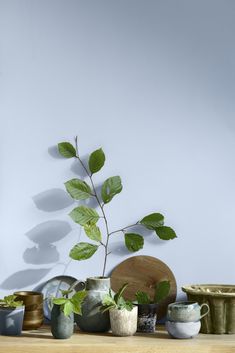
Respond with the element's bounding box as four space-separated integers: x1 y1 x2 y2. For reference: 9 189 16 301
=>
0 326 235 353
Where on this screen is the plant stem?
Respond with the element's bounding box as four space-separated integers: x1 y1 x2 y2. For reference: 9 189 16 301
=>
109 222 140 236
74 137 110 277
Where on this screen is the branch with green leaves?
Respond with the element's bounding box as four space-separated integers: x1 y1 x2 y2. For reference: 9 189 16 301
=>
135 280 171 305
101 283 133 312
58 138 177 277
52 289 87 316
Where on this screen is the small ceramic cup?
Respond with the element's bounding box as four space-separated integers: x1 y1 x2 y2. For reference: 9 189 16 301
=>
167 301 209 322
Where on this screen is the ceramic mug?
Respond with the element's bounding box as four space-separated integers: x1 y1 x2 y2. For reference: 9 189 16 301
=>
167 301 210 322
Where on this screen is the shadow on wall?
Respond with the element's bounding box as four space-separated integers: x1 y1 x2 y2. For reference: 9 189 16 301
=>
0 146 81 291
23 220 72 264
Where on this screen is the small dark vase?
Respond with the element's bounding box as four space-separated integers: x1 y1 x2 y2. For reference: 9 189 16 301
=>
51 304 74 339
137 303 157 333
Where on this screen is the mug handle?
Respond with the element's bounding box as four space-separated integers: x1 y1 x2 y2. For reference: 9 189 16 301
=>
200 303 210 319
69 280 86 292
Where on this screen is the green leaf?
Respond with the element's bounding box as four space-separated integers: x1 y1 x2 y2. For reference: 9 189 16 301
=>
63 301 74 316
140 213 164 230
71 291 87 304
124 233 144 252
102 294 116 307
70 291 87 315
155 226 177 240
65 179 92 200
58 142 76 158
101 176 122 204
60 289 73 297
69 206 99 226
154 280 171 303
69 242 98 260
114 283 129 305
123 301 133 311
89 148 105 174
135 291 151 304
84 224 102 242
52 298 67 305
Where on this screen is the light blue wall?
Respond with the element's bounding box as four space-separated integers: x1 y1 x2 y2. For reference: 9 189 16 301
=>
1 0 235 297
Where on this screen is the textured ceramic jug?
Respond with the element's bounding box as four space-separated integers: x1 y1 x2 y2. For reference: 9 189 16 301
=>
51 304 74 339
75 277 110 332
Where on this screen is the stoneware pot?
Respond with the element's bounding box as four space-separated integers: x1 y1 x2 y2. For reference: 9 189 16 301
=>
75 277 110 332
167 301 209 322
110 306 138 336
51 304 74 339
165 320 201 339
14 291 43 330
137 303 157 333
0 306 25 336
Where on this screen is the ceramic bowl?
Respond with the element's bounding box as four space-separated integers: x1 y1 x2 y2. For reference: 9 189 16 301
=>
165 320 201 339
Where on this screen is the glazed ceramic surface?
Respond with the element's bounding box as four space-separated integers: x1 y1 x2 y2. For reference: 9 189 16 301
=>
167 301 209 322
14 291 43 330
0 306 25 336
75 277 110 332
165 320 201 339
137 303 157 333
110 306 138 336
182 284 235 334
51 304 74 339
41 275 85 320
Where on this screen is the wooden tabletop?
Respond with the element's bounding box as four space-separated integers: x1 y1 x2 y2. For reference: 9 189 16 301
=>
0 326 235 353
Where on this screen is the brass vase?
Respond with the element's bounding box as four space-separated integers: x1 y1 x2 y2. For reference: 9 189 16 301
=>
14 291 43 330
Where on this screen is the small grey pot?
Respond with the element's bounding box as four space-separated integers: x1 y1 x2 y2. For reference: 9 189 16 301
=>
110 306 138 336
51 304 74 339
0 306 25 336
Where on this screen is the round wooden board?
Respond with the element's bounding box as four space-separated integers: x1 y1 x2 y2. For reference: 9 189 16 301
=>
110 255 177 320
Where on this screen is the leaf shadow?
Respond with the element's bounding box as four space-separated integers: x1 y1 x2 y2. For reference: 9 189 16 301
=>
33 188 74 212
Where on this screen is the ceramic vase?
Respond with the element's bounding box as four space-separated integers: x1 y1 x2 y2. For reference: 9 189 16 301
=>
110 306 138 336
0 306 25 336
51 304 74 339
137 303 157 333
14 291 43 330
75 277 110 332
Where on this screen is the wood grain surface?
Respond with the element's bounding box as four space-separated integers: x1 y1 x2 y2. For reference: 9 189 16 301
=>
110 255 177 319
0 325 234 353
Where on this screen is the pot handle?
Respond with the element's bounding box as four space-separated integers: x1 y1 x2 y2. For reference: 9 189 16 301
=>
200 303 210 319
69 280 86 292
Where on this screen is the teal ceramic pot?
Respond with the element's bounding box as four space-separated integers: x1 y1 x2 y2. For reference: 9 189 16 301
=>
75 277 110 332
0 306 25 336
51 304 74 339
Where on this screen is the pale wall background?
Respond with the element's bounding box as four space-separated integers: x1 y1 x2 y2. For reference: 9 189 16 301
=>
1 0 235 298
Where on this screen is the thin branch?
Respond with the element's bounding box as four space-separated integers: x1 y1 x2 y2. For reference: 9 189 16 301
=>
109 222 140 236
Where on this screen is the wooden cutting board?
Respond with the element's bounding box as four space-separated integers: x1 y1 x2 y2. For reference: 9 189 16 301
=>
110 255 177 320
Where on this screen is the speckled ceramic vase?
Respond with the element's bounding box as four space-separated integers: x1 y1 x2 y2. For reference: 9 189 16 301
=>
110 307 138 336
75 277 110 332
51 304 74 339
137 303 157 333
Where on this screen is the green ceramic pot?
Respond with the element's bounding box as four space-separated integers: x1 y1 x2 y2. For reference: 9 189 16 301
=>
75 277 110 332
51 304 74 339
